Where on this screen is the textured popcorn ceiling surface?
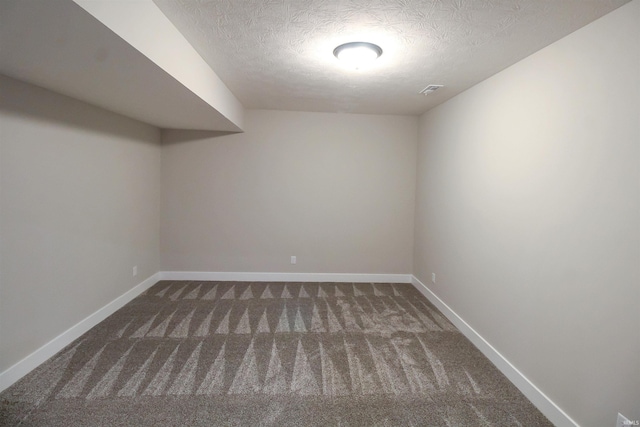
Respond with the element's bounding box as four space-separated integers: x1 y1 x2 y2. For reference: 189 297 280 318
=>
154 0 629 115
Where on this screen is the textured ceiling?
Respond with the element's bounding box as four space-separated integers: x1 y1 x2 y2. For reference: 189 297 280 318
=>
154 0 629 116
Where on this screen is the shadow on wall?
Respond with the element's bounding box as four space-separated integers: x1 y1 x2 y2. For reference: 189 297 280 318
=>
161 129 240 145
0 75 159 144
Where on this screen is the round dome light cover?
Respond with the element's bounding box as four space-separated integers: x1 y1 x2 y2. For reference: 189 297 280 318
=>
333 42 383 69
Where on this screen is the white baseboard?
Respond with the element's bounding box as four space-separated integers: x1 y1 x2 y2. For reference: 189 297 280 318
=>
410 275 579 427
159 271 412 283
0 272 161 393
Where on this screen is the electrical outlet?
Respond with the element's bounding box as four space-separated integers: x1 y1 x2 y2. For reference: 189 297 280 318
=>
617 413 639 427
431 273 436 284
290 256 297 265
133 266 137 277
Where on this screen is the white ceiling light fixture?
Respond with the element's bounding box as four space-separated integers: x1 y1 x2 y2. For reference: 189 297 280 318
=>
333 42 382 70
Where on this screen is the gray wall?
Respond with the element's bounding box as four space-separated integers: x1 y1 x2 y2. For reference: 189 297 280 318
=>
413 2 639 426
161 110 417 275
0 75 161 373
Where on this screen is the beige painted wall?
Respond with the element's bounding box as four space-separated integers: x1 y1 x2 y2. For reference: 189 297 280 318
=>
0 75 161 373
413 2 639 426
161 110 416 274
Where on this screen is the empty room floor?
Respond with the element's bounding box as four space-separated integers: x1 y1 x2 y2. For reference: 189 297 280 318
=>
0 281 552 426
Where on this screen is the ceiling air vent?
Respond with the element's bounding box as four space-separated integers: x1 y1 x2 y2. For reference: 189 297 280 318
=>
419 84 443 95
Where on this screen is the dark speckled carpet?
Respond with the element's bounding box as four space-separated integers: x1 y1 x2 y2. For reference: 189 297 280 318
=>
0 281 552 426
